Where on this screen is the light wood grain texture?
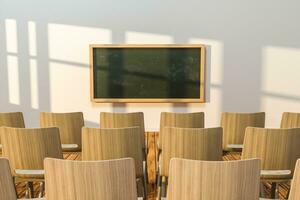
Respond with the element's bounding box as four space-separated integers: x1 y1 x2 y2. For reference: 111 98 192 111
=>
242 127 300 180
166 158 261 200
159 112 205 149
0 158 17 200
100 112 146 150
147 132 158 184
40 112 84 151
289 159 300 200
281 112 300 128
0 127 63 180
44 158 137 200
0 112 25 145
160 127 223 177
82 127 144 178
221 112 265 151
90 44 206 103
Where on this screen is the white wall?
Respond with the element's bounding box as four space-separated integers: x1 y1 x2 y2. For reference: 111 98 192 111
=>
1 0 300 130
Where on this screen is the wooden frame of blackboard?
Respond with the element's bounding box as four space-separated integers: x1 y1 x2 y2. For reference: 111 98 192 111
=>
90 44 205 103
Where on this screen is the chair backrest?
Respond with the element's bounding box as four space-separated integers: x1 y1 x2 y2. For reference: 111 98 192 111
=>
100 112 146 149
0 127 63 178
161 127 223 177
0 112 25 144
289 159 300 200
242 127 300 176
221 112 265 150
45 158 137 200
281 112 300 128
40 112 84 150
0 158 17 200
167 158 261 200
82 127 143 177
159 112 205 149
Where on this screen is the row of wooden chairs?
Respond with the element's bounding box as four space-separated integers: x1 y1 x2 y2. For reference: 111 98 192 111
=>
2 111 300 152
0 112 146 152
1 157 300 200
0 126 146 199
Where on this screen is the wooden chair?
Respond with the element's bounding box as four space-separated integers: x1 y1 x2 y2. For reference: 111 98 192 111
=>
0 112 25 149
166 158 261 200
100 112 146 150
0 158 17 200
82 127 146 199
40 112 84 151
242 127 300 198
281 112 300 128
0 127 63 198
159 127 223 198
260 159 300 200
159 112 205 150
44 158 137 200
221 112 265 151
288 159 300 200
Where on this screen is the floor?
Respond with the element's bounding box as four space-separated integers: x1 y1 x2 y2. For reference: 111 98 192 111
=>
13 132 289 199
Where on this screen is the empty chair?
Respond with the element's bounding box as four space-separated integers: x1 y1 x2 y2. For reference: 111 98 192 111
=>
40 112 84 151
0 112 25 149
288 159 300 200
159 112 205 150
100 112 146 150
0 127 63 198
45 158 137 200
166 158 261 200
281 112 300 128
159 127 223 198
242 127 300 198
221 112 265 151
0 158 44 200
0 158 17 200
82 127 146 198
260 159 300 200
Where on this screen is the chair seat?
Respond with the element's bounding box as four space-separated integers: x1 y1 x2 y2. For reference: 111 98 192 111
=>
261 169 292 180
15 169 45 175
61 144 79 150
227 144 243 149
15 169 45 179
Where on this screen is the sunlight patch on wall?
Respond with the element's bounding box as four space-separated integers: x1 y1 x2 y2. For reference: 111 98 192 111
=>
49 61 90 111
262 46 300 97
5 19 18 53
28 21 37 56
7 55 20 105
125 31 173 44
261 46 300 127
29 59 39 109
48 23 112 64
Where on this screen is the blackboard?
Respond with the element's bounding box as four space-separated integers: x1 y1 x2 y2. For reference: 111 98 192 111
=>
90 45 205 103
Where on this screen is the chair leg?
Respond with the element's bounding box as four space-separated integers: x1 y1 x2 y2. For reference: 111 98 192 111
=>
26 181 34 198
161 176 167 198
157 175 162 200
39 181 45 198
12 177 19 198
270 182 278 199
142 176 147 200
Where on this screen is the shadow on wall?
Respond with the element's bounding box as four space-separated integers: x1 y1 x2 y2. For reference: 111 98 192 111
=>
1 0 300 127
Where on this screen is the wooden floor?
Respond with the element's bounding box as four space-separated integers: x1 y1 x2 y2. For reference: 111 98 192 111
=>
13 132 290 199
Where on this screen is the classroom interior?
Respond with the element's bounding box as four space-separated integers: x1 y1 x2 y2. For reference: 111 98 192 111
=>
1 1 300 200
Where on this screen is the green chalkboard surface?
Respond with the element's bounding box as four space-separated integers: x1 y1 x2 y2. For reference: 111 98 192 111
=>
91 45 205 103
